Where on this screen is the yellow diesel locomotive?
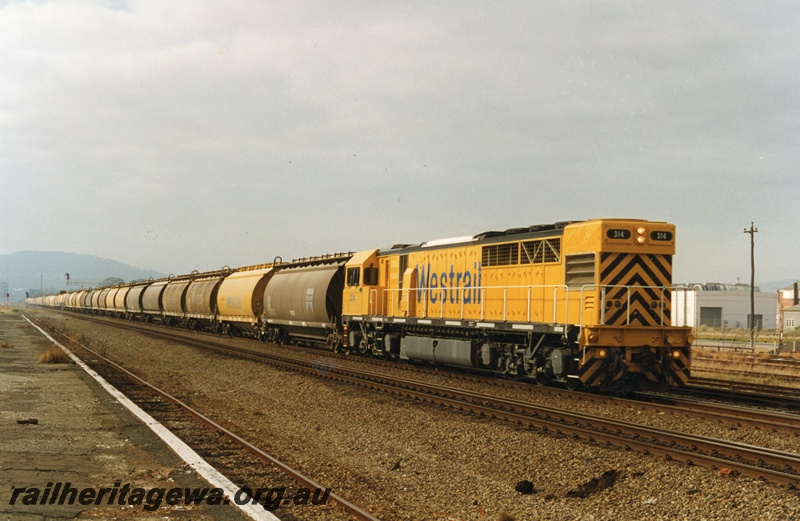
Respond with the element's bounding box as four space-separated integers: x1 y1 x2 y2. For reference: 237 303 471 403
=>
341 219 691 391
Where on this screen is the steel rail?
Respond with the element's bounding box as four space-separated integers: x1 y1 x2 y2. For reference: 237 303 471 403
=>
74 312 800 432
45 311 800 487
50 328 383 521
120 325 800 488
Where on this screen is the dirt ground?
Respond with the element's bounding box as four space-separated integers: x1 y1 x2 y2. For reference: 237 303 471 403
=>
0 309 252 521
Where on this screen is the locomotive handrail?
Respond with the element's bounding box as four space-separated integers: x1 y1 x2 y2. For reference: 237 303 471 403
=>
579 284 674 327
379 284 571 330
373 283 680 329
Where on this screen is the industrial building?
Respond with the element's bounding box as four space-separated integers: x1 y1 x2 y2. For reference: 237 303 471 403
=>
672 283 776 330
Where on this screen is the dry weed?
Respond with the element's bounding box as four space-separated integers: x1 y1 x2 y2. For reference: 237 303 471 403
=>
38 346 71 364
0 340 12 349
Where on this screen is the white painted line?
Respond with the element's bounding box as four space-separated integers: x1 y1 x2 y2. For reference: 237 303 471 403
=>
22 315 278 521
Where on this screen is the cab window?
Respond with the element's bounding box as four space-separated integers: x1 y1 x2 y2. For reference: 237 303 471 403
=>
364 267 378 286
347 267 361 286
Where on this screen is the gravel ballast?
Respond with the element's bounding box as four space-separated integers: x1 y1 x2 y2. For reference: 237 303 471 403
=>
32 310 800 521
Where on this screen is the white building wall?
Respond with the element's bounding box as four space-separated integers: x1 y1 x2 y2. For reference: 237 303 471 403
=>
784 309 800 331
672 287 776 330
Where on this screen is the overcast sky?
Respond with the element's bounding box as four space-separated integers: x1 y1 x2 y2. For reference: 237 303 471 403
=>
1 1 798 288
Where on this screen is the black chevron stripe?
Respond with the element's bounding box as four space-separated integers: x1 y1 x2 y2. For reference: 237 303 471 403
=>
648 254 672 283
600 253 674 326
603 256 665 288
601 254 672 288
600 252 626 281
608 273 661 300
605 292 662 325
602 254 640 286
605 304 659 325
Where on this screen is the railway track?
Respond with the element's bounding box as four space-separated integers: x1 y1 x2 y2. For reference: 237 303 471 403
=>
44 311 800 489
692 355 800 386
262 328 800 435
680 377 800 411
59 312 800 435
32 316 381 521
694 353 800 369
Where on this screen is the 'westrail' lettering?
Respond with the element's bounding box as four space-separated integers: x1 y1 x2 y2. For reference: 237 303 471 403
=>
416 262 482 305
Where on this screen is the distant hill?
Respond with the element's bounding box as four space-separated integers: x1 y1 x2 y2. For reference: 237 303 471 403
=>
0 251 165 303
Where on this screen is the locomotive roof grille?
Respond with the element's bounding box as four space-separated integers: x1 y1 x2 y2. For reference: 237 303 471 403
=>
391 221 580 254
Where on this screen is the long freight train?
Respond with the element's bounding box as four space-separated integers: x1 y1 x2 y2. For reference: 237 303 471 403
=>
30 218 692 391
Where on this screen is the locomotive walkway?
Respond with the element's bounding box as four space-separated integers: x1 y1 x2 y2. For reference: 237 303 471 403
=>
0 309 255 520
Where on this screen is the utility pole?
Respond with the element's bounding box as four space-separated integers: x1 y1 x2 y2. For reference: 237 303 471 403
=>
743 222 758 349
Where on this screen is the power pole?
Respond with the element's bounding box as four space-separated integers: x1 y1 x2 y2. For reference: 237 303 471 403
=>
743 222 758 349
